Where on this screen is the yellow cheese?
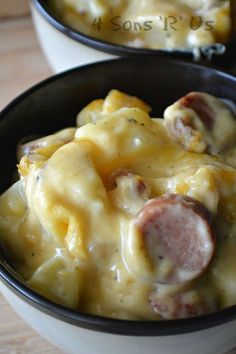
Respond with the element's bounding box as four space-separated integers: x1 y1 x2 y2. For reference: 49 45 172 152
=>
1 90 236 319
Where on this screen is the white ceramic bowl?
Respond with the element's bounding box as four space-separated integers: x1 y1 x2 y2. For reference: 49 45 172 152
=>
31 0 236 73
30 1 115 73
0 57 236 354
1 279 236 354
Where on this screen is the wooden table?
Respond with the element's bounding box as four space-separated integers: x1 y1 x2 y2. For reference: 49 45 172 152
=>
0 14 65 354
0 12 236 354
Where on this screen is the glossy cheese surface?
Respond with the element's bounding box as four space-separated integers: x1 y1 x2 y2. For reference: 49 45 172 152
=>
0 90 236 320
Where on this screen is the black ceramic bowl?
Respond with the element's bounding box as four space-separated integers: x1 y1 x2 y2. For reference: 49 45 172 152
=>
31 0 236 73
0 57 236 354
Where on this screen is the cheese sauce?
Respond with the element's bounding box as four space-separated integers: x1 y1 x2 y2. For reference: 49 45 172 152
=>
0 90 236 319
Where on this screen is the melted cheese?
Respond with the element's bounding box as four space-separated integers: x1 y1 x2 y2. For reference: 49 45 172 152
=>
49 0 232 49
0 90 236 319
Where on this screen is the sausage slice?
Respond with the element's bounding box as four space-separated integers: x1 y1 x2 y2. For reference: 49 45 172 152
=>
179 92 214 130
164 92 236 154
109 169 151 215
149 287 218 319
135 194 215 284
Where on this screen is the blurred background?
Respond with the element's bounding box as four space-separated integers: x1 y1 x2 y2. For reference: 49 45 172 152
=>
0 2 61 353
0 0 52 111
0 1 236 111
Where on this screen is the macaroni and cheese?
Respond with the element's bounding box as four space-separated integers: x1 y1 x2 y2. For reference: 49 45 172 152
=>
0 90 236 320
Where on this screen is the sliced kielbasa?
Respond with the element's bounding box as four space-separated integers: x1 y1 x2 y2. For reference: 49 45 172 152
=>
108 168 133 190
149 287 218 319
109 170 151 215
179 92 214 130
17 128 76 161
164 92 236 154
135 194 215 284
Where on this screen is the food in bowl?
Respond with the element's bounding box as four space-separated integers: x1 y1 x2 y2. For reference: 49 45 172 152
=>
0 89 236 321
49 0 232 49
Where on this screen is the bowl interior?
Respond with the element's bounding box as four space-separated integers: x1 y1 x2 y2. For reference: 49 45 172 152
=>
1 57 236 335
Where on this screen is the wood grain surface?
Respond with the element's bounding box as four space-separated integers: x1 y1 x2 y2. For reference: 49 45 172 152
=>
0 0 30 19
0 15 65 354
0 12 236 354
0 16 52 110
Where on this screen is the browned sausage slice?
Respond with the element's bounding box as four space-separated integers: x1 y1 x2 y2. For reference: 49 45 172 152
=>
149 287 218 319
135 194 215 284
108 169 151 214
179 92 214 130
108 168 133 190
164 92 236 154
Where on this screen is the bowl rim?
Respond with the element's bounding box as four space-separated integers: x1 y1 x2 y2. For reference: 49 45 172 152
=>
31 0 235 60
1 57 236 336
